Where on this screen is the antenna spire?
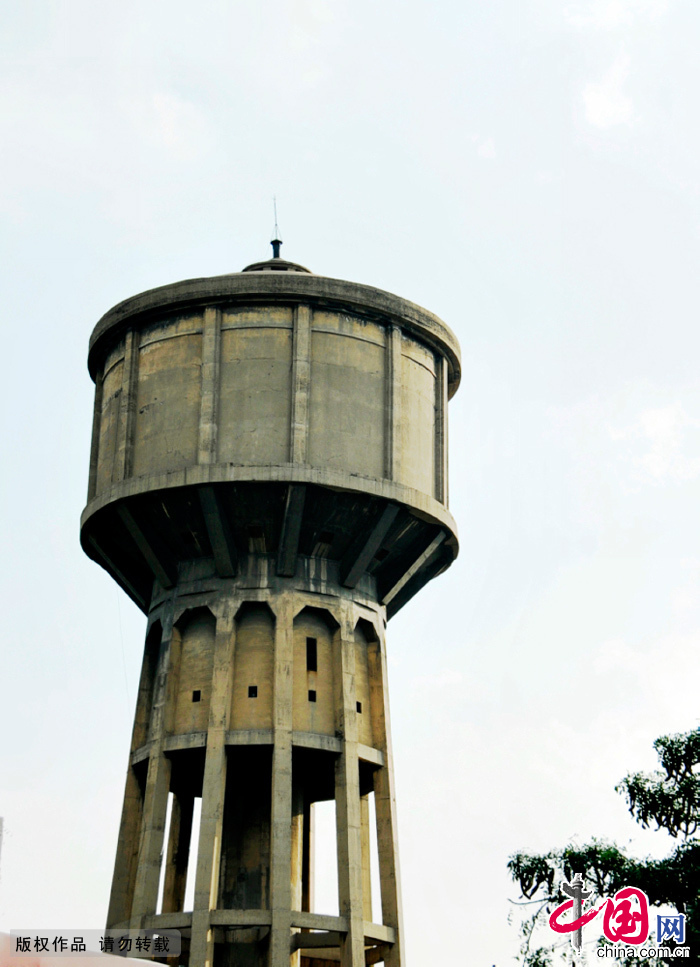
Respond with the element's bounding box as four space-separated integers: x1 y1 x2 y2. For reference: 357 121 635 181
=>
271 196 282 259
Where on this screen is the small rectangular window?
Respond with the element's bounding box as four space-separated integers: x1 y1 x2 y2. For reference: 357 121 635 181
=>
192 690 201 703
248 685 258 698
308 689 317 703
356 701 362 713
306 637 317 672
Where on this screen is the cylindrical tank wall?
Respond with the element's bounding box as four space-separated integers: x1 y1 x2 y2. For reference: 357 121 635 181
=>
92 305 447 502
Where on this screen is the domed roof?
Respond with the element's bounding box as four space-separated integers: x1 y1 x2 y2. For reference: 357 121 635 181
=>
242 237 311 274
242 256 312 274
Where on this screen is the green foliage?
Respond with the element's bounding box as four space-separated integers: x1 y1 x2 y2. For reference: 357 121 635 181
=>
507 729 700 966
617 731 700 839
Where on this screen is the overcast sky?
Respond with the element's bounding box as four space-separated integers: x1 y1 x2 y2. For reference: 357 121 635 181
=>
2 1 700 964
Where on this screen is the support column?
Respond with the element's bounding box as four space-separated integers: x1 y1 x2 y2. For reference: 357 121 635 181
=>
191 606 237 967
107 766 146 928
129 615 179 928
129 754 171 927
335 606 365 967
368 625 403 967
269 597 294 967
107 621 162 928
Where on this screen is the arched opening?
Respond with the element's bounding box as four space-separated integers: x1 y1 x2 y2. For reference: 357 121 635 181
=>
172 608 216 736
231 602 275 730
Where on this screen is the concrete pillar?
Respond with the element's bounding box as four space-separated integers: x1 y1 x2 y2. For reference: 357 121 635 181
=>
107 766 146 928
190 606 236 967
107 621 161 928
335 607 366 967
129 616 178 928
129 750 171 925
368 627 403 967
269 598 294 967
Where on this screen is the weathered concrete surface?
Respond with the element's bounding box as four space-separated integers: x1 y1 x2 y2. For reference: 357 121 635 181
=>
82 266 460 620
84 257 460 967
88 294 455 504
106 568 403 966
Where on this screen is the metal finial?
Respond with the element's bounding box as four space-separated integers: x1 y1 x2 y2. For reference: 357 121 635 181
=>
271 196 282 259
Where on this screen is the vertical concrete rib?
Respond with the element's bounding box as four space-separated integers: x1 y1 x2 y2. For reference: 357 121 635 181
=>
335 606 366 967
87 372 103 501
443 356 450 505
129 616 178 927
290 305 311 464
368 627 403 967
434 352 446 504
269 597 295 966
115 330 139 482
439 356 449 505
385 326 403 481
190 606 236 967
198 307 221 464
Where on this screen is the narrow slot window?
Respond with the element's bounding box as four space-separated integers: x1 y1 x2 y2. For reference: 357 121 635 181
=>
308 689 317 703
306 637 317 672
248 685 258 698
356 701 362 713
192 690 201 703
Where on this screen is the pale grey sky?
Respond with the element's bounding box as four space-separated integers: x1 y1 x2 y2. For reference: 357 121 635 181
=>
2 2 700 964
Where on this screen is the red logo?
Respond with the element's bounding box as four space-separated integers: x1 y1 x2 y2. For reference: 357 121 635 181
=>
549 877 649 948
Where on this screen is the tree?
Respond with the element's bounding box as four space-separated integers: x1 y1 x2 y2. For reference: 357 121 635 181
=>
507 728 700 965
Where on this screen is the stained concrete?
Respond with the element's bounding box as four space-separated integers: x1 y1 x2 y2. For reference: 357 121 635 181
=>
83 257 460 967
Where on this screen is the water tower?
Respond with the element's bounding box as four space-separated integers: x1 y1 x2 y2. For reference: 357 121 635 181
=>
81 243 461 967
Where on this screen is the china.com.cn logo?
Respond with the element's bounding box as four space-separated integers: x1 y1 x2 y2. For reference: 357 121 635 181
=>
549 873 687 953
